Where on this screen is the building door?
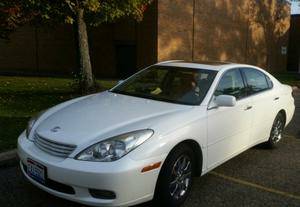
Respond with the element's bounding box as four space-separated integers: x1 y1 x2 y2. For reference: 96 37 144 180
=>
287 15 300 72
115 44 137 79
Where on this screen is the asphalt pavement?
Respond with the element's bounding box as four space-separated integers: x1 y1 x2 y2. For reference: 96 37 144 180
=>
0 91 299 207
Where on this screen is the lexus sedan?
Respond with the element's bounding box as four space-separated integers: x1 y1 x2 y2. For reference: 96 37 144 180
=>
18 61 295 207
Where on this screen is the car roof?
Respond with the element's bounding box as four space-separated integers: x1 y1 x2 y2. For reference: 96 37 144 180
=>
157 60 254 71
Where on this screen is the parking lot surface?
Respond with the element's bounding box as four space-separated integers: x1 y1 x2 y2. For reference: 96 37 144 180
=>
0 91 299 207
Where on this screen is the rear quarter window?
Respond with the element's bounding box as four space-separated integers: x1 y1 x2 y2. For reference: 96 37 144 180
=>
265 75 273 89
242 68 269 94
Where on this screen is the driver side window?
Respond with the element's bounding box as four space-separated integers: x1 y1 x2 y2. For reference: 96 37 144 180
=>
214 69 247 99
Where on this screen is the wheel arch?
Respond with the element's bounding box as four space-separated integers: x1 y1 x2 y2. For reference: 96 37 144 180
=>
163 139 203 177
278 109 287 126
153 139 203 203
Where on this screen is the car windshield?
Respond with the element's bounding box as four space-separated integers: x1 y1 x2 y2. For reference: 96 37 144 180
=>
111 66 217 105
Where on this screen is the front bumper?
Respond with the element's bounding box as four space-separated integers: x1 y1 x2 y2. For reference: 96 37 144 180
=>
17 131 163 207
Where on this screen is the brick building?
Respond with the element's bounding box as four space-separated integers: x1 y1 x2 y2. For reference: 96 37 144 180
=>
0 0 291 78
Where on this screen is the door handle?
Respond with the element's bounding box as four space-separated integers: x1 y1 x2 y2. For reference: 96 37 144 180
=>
244 106 252 111
274 97 280 101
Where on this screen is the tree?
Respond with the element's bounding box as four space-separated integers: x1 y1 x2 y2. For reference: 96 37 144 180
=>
0 0 32 39
0 0 152 92
248 0 290 71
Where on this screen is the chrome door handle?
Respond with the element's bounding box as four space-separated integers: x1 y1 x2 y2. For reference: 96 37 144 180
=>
244 106 252 111
274 97 280 101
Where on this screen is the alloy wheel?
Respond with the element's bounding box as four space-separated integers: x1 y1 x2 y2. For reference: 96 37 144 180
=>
169 155 192 200
271 117 284 143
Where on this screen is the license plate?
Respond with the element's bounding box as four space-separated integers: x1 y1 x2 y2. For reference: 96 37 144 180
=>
27 158 46 184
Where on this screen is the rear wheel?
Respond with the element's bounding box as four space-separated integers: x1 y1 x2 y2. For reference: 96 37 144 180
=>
265 112 285 148
155 144 194 207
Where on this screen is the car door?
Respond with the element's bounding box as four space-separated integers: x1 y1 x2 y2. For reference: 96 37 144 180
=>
206 68 253 170
241 68 276 144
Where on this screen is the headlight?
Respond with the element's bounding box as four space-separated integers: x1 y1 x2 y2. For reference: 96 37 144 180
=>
26 110 45 138
75 129 154 162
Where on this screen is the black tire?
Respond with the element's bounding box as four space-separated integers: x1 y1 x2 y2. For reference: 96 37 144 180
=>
154 144 195 207
265 112 285 148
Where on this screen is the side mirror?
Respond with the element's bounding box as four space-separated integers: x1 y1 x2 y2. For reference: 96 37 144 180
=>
118 80 124 85
215 95 236 107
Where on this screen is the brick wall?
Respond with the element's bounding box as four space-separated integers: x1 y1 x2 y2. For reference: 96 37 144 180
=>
0 3 157 78
0 26 37 74
136 0 158 70
157 0 194 61
193 0 249 63
157 0 291 72
0 0 291 76
36 26 77 75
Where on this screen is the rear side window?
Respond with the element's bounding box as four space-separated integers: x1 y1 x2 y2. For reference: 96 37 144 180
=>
265 75 273 88
242 68 269 94
214 69 247 99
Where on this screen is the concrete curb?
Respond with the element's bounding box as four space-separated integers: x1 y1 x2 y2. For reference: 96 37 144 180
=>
0 149 17 166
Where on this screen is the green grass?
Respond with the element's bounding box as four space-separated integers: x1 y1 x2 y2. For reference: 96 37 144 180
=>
0 117 28 150
0 76 117 117
0 76 117 152
274 73 300 88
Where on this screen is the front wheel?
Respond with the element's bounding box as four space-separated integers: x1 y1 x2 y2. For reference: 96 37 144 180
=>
265 112 285 148
154 144 194 207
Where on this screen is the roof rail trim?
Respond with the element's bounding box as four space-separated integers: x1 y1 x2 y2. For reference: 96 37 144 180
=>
156 60 233 66
183 60 233 65
156 60 184 65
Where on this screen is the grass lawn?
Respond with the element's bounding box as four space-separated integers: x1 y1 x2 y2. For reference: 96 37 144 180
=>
0 73 299 153
0 76 117 152
273 73 300 88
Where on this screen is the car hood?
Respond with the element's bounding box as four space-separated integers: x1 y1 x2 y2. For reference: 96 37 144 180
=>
35 91 192 146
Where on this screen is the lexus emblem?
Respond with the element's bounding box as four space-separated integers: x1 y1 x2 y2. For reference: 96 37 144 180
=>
50 126 61 133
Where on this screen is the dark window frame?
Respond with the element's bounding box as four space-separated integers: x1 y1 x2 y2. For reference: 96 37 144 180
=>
213 68 248 100
240 68 272 96
265 74 274 89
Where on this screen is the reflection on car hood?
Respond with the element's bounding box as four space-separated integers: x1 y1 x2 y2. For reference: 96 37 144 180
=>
35 91 191 145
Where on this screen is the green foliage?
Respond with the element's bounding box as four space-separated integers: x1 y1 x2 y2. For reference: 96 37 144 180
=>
0 0 152 32
31 0 151 26
85 0 152 26
0 0 28 39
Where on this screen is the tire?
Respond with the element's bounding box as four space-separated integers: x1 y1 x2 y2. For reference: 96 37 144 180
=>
265 112 285 148
154 144 195 207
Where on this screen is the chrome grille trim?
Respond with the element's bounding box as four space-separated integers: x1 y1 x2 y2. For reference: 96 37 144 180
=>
36 137 75 151
34 141 70 157
34 133 76 158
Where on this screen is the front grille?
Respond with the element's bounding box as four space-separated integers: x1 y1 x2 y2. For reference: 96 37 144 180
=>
34 133 76 158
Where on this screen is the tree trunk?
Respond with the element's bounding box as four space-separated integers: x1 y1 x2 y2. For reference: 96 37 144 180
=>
76 8 94 92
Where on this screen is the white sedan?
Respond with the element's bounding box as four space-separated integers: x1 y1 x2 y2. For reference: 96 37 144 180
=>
18 61 295 207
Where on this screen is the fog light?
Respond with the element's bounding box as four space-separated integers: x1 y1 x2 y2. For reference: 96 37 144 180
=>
89 189 116 199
